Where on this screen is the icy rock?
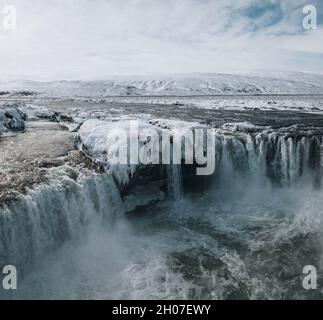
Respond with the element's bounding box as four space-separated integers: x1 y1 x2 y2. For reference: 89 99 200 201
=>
221 122 269 133
34 110 73 123
6 117 25 131
77 119 159 186
123 183 165 214
4 107 26 121
0 103 26 134
0 110 6 133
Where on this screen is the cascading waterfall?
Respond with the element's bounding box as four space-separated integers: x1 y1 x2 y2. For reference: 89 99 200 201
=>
166 164 183 200
1 132 316 259
0 168 123 271
1 123 322 299
163 131 321 200
213 132 321 187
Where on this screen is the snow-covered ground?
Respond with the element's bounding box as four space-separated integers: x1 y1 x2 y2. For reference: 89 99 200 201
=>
84 95 323 113
1 72 323 97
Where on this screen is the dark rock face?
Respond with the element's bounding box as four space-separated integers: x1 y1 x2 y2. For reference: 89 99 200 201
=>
34 110 73 123
6 117 25 131
0 103 26 133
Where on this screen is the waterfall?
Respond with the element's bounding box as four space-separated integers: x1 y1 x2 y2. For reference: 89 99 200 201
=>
166 165 183 200
0 169 123 271
164 131 321 198
213 132 322 186
0 128 321 274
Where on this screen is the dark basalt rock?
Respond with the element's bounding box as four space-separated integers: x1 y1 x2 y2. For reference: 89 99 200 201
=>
5 117 25 132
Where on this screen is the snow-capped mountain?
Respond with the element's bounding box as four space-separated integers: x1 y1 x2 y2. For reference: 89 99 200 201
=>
1 72 323 97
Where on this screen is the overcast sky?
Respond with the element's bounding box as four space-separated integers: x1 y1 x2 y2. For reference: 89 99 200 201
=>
0 0 322 80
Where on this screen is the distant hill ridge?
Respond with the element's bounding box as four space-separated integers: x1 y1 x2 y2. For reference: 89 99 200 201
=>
1 72 323 97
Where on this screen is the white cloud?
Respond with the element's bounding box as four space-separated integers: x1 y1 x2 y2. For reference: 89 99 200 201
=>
0 0 321 80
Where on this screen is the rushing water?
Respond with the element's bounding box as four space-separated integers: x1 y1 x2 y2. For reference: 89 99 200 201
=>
0 168 123 273
167 165 183 200
1 131 323 299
